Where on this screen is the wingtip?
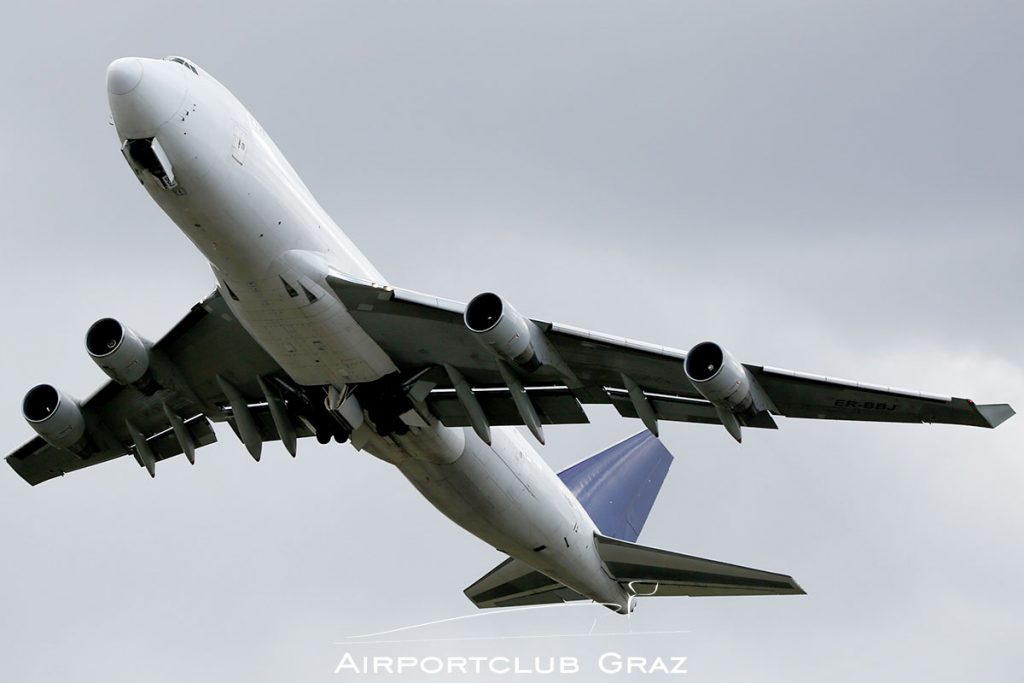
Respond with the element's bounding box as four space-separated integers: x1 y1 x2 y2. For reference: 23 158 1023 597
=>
977 403 1015 429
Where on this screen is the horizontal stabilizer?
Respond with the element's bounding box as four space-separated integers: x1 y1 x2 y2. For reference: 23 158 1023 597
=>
596 534 804 597
558 431 673 542
464 557 585 609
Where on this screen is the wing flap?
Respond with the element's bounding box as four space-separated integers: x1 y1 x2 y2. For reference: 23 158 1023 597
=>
227 403 315 443
609 391 719 426
428 387 589 427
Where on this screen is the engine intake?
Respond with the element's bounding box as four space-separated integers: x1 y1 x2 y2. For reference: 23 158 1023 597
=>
464 293 540 370
23 384 86 448
684 341 753 412
86 318 153 387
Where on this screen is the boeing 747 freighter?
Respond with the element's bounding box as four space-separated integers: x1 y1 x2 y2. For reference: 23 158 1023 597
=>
6 57 1014 612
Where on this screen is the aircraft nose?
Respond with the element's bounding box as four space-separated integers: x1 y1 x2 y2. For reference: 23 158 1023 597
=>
107 57 189 139
106 57 143 95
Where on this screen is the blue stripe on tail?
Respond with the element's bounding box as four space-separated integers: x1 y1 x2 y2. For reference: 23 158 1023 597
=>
557 431 673 543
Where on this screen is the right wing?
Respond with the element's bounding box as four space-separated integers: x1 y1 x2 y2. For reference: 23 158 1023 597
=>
7 291 324 485
324 274 1014 441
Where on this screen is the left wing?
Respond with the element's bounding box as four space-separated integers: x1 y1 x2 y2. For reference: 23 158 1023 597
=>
325 273 1014 443
7 291 333 485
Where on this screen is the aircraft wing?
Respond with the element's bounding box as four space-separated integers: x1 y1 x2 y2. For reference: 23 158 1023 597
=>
326 273 1014 441
6 291 319 486
9 275 1012 485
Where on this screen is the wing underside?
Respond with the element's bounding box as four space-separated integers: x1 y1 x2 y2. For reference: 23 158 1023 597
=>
326 274 1013 441
6 292 327 485
6 273 1013 485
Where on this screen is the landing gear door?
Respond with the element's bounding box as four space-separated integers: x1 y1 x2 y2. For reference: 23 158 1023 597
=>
121 137 177 190
231 125 247 165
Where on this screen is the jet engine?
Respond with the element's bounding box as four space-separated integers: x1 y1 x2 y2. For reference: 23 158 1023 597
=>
22 384 86 448
86 318 153 387
464 292 541 370
684 341 753 412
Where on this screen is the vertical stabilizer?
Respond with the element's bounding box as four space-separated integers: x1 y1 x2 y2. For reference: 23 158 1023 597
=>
558 431 673 542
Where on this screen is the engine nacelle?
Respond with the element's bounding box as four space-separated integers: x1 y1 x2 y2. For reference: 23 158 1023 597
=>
464 292 541 370
86 318 152 386
22 384 86 448
684 341 753 412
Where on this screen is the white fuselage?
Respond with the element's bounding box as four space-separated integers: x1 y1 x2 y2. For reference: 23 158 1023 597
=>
107 57 632 612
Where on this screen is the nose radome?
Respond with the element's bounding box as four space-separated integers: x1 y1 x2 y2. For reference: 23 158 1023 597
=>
107 57 143 95
108 57 189 140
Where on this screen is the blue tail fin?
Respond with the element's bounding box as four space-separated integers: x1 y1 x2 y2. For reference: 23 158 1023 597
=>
557 431 673 542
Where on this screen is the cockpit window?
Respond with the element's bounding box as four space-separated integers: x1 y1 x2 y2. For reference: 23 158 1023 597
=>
164 56 198 75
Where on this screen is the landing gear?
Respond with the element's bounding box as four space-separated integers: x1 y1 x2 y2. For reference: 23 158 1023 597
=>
270 372 427 446
316 423 350 445
314 419 349 445
269 377 350 446
354 373 415 438
368 411 410 438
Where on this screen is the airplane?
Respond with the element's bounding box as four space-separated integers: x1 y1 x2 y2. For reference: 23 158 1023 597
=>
5 56 1015 614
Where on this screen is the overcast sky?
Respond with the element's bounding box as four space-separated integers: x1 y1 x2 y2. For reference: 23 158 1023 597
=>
1 2 1022 681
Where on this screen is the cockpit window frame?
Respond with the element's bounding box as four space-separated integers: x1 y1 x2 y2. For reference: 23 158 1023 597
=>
164 56 199 76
